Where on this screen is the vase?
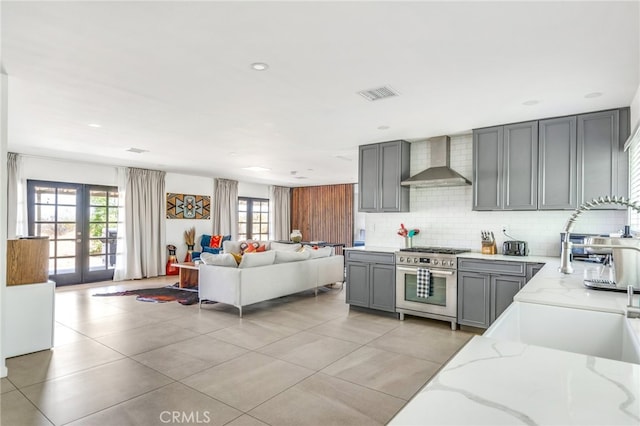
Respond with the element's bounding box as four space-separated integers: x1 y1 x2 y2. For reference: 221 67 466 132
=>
184 244 194 263
290 229 302 243
166 245 179 275
405 237 413 249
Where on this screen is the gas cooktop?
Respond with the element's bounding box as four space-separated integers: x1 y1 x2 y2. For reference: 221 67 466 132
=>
399 247 470 255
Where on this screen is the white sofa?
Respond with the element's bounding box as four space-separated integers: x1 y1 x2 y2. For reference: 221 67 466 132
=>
198 243 344 317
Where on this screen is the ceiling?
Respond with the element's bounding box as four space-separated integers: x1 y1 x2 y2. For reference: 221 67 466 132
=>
2 1 639 186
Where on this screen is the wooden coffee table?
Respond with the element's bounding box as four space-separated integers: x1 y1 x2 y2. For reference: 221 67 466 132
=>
172 262 199 288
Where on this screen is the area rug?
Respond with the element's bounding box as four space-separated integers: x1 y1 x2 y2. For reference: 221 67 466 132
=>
93 284 199 305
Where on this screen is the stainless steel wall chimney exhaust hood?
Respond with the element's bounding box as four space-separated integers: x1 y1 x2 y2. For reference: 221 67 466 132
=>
401 136 471 187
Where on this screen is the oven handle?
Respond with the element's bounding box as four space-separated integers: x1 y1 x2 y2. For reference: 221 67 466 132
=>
396 266 455 276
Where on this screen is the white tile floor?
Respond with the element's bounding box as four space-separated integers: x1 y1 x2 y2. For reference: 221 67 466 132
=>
1 276 476 425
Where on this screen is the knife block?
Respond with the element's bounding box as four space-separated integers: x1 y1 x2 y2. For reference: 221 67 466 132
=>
481 241 497 255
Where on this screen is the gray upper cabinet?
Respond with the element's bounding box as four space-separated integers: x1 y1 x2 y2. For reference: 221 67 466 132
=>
358 140 410 212
478 107 629 211
473 126 502 210
539 116 577 210
578 109 629 207
504 122 538 210
473 121 537 211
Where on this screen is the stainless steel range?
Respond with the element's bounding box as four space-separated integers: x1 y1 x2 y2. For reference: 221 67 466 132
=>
396 246 469 330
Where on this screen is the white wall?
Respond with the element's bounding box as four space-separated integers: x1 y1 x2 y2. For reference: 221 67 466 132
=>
364 134 628 256
165 173 214 261
17 157 272 263
1 72 9 377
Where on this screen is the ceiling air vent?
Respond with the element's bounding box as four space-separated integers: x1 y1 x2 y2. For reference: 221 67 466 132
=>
126 147 149 154
357 86 398 101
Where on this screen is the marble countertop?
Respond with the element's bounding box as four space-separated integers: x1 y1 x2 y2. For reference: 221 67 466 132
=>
514 257 632 314
389 258 640 425
390 335 640 425
342 246 399 253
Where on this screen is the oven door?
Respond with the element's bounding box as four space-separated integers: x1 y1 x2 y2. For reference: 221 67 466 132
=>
395 266 457 318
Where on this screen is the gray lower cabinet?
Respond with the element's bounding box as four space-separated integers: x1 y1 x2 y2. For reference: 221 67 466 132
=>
490 275 526 323
358 140 410 212
473 121 538 211
345 250 396 313
526 262 544 282
457 258 532 329
457 271 490 328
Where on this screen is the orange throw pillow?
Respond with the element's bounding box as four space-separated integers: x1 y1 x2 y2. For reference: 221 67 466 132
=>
209 235 223 249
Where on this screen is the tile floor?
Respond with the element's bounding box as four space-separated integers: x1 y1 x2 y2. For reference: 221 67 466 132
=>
1 276 477 426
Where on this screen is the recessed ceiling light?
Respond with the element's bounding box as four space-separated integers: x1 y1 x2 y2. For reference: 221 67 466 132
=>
242 166 271 172
585 92 603 98
250 62 269 71
377 125 390 130
88 123 102 128
522 100 539 106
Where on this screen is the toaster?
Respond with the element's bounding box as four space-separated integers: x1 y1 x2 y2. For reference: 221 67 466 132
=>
503 240 528 256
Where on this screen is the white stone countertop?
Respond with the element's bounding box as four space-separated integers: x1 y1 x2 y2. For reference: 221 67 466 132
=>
457 251 557 263
514 257 632 315
342 246 399 253
389 335 640 425
389 257 640 425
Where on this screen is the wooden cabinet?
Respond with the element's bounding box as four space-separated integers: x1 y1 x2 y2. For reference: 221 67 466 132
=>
457 258 531 328
476 107 629 211
358 140 410 212
345 250 396 313
6 237 49 285
473 121 538 211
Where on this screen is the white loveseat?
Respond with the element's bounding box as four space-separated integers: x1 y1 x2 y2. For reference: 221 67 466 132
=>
198 242 344 317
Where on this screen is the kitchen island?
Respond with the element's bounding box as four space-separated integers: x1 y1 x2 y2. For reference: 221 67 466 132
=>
389 258 640 425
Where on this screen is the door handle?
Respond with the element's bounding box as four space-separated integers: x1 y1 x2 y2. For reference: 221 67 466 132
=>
396 266 454 276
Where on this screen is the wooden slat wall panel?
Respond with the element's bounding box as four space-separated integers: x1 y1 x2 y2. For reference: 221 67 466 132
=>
291 184 354 255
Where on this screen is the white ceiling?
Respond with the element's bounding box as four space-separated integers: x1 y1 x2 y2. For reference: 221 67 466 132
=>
2 1 639 186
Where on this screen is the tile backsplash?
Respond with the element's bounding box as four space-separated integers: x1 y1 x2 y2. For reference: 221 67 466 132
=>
364 134 628 256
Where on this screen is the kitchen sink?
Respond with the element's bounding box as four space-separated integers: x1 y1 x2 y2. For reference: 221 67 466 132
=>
484 301 640 364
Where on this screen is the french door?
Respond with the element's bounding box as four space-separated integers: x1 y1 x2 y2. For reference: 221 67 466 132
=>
27 180 121 285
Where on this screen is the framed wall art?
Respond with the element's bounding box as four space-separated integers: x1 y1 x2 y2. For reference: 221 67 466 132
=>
166 193 211 219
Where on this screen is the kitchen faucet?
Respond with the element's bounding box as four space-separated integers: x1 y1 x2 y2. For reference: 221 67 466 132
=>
559 196 640 274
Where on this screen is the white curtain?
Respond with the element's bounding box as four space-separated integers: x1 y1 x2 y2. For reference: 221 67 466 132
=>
113 167 166 280
113 167 128 281
270 185 291 241
6 152 26 238
212 178 238 240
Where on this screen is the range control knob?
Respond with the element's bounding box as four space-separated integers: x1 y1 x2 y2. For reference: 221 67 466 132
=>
399 257 404 263
413 258 419 263
433 259 439 265
450 260 455 267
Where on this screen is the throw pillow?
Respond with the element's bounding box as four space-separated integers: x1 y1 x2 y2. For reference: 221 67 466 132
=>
274 250 311 264
241 241 260 253
238 250 276 269
200 252 238 267
229 252 243 265
209 235 224 248
270 242 302 251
